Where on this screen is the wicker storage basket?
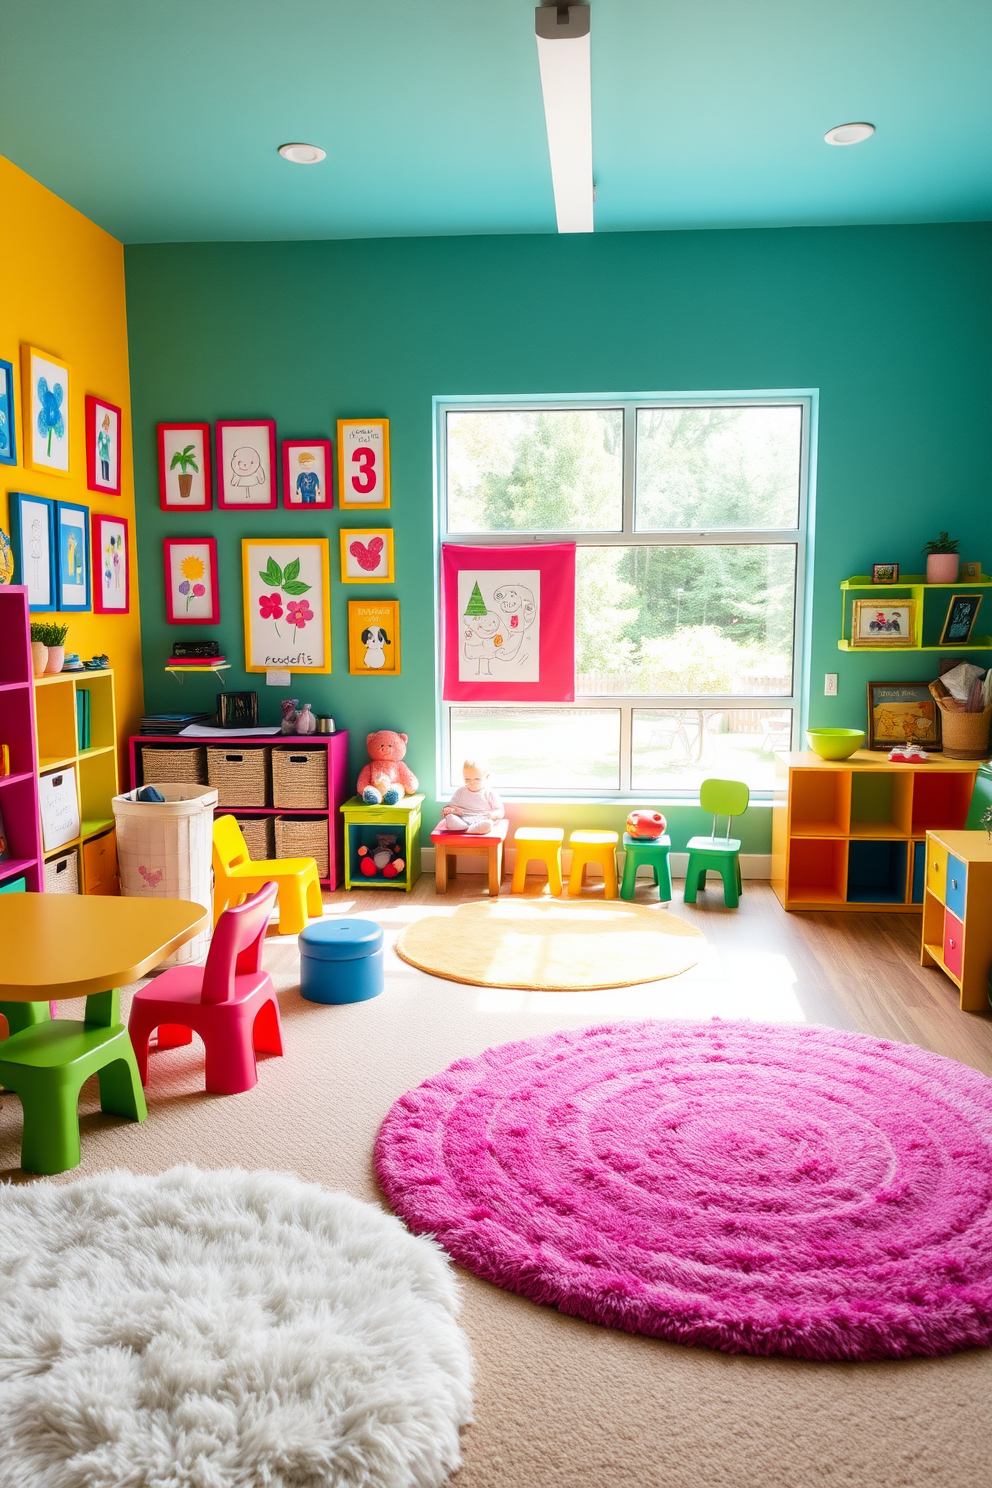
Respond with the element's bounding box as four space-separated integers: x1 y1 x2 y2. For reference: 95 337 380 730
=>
234 814 275 860
937 702 992 760
207 745 269 807
44 847 79 894
141 745 207 786
275 814 329 880
272 747 328 809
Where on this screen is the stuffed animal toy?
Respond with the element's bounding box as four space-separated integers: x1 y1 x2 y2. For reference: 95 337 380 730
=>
358 833 405 879
626 809 667 839
357 730 419 805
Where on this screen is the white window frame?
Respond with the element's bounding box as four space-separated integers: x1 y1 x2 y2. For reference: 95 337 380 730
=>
435 393 813 801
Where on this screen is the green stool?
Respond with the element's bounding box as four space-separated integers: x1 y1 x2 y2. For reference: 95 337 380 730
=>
683 778 750 909
0 989 147 1175
620 833 672 902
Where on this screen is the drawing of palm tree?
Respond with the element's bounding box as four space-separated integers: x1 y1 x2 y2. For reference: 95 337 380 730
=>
170 444 200 499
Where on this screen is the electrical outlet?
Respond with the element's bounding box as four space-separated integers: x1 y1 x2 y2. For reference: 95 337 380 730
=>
824 673 838 696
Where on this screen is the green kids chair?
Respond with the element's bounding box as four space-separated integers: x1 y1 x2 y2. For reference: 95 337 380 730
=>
683 778 750 909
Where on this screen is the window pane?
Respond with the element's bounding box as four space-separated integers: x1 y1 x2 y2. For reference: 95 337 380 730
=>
635 405 802 531
632 709 792 794
576 546 796 696
447 409 623 532
450 708 620 791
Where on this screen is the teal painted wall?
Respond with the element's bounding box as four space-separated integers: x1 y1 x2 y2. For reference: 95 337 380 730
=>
125 222 992 851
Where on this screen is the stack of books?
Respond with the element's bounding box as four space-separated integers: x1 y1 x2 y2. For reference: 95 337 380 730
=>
140 713 213 735
167 655 227 668
76 688 91 751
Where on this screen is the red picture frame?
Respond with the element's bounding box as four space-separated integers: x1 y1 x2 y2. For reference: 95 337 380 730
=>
158 423 212 511
92 513 130 614
282 439 333 509
217 419 278 510
85 395 122 495
163 537 220 624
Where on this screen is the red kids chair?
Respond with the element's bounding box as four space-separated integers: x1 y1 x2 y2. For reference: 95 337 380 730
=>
128 882 282 1096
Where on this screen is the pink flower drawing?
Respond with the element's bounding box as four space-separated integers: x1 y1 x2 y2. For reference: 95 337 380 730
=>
259 592 283 620
287 599 313 637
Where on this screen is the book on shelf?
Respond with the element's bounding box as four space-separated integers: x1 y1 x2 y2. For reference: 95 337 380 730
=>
166 656 227 667
140 712 212 735
76 688 90 751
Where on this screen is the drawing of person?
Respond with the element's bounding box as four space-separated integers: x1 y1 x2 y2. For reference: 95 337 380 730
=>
493 584 536 631
463 610 504 676
229 446 266 489
66 530 77 582
112 535 121 589
295 450 321 504
29 518 44 590
97 412 112 482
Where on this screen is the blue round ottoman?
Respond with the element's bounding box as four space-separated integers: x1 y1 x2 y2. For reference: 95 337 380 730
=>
299 918 384 1004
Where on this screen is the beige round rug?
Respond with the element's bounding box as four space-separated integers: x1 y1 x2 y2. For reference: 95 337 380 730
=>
395 898 704 990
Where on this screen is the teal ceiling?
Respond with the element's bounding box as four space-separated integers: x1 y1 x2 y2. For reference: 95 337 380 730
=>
1 0 989 243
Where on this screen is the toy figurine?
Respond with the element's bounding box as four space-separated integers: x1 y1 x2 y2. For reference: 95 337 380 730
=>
625 809 667 839
295 703 316 735
358 833 405 879
280 698 300 734
357 730 418 805
439 758 503 834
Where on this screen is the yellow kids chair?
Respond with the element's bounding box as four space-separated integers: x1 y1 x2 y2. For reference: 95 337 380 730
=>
683 778 749 909
212 815 323 936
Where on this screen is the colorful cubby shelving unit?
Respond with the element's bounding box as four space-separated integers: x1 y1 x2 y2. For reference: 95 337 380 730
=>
0 587 44 892
838 574 992 650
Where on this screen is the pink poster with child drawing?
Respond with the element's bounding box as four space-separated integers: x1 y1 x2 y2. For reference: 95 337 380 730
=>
442 543 575 702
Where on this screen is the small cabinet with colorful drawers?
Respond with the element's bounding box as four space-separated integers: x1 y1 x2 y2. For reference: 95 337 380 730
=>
339 795 423 892
920 829 992 1012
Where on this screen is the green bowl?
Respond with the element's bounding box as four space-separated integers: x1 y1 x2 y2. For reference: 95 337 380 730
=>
806 727 865 760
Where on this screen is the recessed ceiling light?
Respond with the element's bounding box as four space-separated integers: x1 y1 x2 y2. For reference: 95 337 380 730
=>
824 122 875 147
278 142 326 164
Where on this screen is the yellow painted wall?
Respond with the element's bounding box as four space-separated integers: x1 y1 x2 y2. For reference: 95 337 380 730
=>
0 154 143 759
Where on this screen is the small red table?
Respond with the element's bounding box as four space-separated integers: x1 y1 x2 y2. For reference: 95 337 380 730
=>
431 818 509 896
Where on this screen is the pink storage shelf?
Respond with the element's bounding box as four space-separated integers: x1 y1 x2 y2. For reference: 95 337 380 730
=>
0 588 44 892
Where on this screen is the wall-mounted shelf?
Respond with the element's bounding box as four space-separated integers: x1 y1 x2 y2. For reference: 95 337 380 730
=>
838 575 992 652
166 663 231 687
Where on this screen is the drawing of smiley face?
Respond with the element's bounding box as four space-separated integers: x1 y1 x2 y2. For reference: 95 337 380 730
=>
232 446 262 479
493 584 535 629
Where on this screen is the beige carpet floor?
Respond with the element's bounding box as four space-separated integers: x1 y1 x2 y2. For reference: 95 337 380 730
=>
1 880 989 1488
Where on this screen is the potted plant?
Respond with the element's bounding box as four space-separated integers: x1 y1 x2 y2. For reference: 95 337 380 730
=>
42 621 69 674
170 444 200 499
922 532 960 584
29 622 48 677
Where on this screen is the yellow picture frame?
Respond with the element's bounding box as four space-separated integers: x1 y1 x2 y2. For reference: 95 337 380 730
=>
337 417 390 509
241 537 332 673
348 599 401 675
21 344 72 476
850 598 917 648
339 527 395 583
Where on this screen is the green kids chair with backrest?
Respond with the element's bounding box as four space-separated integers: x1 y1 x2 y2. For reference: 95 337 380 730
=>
683 778 750 909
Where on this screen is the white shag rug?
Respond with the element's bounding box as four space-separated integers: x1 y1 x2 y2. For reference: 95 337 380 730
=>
0 1167 473 1488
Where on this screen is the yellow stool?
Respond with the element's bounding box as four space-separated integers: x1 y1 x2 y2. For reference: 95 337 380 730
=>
511 827 564 895
567 830 619 898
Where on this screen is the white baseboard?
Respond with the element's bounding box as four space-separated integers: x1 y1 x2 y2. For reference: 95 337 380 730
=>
420 846 772 880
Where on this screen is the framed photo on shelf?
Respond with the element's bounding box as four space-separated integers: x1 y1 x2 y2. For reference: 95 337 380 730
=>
871 563 899 584
21 345 70 475
850 599 916 648
9 492 56 610
282 439 333 509
0 357 17 466
938 593 983 646
158 423 212 510
164 537 220 624
92 513 130 614
55 501 90 612
242 537 331 673
866 683 941 752
217 419 278 509
348 599 400 675
337 418 389 509
85 395 122 495
960 561 982 582
340 527 394 582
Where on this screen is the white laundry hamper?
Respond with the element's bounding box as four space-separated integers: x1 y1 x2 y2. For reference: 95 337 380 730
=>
113 784 218 965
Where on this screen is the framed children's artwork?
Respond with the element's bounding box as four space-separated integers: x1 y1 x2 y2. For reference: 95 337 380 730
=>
850 600 916 648
282 439 333 509
938 593 983 646
340 528 394 583
0 358 17 466
217 420 278 509
348 599 400 675
442 543 576 702
164 538 220 624
21 345 70 475
242 538 331 673
8 492 56 611
337 418 390 510
871 563 899 584
960 561 983 582
85 395 122 495
55 502 91 612
158 423 212 510
92 513 130 614
866 683 941 752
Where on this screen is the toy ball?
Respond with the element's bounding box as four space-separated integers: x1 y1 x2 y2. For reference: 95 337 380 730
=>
626 809 667 839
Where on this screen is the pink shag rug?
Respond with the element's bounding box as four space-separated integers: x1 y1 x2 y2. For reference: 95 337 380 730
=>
375 1020 992 1361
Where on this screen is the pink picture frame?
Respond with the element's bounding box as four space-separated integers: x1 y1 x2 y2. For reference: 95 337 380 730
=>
282 439 333 509
217 420 278 510
85 395 122 495
158 423 212 510
163 537 220 624
92 513 130 614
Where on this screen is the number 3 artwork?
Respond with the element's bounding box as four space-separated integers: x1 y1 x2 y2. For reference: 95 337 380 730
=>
337 418 390 509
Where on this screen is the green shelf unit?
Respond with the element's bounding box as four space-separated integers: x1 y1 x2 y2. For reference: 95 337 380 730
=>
340 794 423 892
838 575 992 652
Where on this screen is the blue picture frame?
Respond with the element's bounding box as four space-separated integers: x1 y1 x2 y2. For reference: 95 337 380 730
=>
9 492 57 611
55 500 91 612
0 359 16 466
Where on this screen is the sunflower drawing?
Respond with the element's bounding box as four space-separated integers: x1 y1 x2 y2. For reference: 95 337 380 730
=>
177 553 206 612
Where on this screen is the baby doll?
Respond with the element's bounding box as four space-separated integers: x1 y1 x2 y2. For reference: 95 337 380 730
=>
440 758 504 834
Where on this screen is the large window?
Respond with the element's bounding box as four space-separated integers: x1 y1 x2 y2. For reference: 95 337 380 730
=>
439 399 809 798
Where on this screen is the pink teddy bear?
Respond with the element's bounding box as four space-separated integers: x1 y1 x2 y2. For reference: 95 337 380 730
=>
357 730 419 805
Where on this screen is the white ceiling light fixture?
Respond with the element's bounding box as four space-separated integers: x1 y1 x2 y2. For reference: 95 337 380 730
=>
824 122 875 147
535 4 593 234
278 142 326 164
